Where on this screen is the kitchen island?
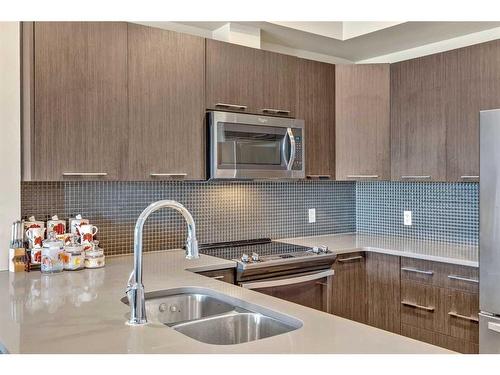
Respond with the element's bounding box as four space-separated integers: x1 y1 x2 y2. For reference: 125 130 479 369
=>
0 247 452 354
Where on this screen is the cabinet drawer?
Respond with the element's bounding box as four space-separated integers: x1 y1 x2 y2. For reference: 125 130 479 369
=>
401 258 478 293
401 280 448 334
401 324 479 354
446 289 479 343
197 268 235 284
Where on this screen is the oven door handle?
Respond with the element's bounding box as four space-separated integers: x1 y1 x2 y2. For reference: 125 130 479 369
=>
240 269 334 290
283 128 296 170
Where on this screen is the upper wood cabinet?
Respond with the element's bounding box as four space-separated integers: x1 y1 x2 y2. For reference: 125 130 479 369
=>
23 22 128 181
296 58 335 178
206 39 297 116
335 64 390 181
391 54 447 181
126 24 205 180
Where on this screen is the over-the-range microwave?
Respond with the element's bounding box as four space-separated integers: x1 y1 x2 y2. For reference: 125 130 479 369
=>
207 111 305 180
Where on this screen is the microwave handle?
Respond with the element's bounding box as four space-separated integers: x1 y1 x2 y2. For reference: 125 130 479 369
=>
285 128 296 170
240 269 334 290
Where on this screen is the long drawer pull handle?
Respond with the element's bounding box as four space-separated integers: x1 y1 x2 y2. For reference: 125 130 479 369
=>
401 175 431 179
62 172 107 177
211 275 225 280
338 256 364 263
306 175 331 179
316 281 328 287
460 175 479 179
215 103 247 110
401 267 434 275
346 175 379 179
448 311 479 323
261 108 291 115
401 301 435 312
447 274 479 283
150 173 187 178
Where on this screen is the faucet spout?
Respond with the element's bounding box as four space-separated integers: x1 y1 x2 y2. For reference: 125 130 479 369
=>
126 200 199 325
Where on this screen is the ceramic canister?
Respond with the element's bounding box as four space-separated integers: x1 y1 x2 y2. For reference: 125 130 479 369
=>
47 215 66 236
22 216 45 242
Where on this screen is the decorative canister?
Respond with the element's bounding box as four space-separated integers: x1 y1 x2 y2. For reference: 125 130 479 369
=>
47 215 66 235
23 216 45 242
69 214 89 236
63 237 85 271
84 247 105 269
41 233 65 274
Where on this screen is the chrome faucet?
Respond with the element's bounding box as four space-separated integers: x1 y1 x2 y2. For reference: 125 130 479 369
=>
126 200 199 325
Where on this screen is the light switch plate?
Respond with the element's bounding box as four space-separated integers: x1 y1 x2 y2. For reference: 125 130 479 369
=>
308 208 316 223
404 211 412 226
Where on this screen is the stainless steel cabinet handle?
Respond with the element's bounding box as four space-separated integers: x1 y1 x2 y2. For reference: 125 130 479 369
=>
447 274 479 283
401 267 434 275
215 103 247 111
62 172 108 177
306 175 331 179
488 322 500 333
241 269 334 290
316 281 328 287
401 175 431 179
150 173 187 178
261 108 291 115
211 275 225 280
338 256 364 263
460 175 479 179
346 175 379 179
401 300 435 312
448 311 479 323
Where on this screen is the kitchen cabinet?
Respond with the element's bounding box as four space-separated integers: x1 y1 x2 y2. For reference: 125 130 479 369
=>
126 23 205 180
296 58 336 179
365 252 401 334
206 39 297 116
335 64 391 181
23 22 128 181
399 258 479 353
197 268 235 284
391 53 447 181
331 252 367 323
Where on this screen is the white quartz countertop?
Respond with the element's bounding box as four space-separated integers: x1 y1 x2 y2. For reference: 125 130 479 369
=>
278 233 478 268
0 248 451 354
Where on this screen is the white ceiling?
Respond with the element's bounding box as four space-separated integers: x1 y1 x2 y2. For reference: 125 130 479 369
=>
138 21 500 63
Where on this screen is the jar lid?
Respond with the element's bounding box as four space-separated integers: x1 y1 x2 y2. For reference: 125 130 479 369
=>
65 244 83 253
51 215 59 220
85 249 104 258
43 232 64 248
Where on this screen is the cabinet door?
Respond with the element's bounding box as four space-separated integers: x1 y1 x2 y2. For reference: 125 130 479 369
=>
32 22 128 181
296 58 335 178
205 39 262 113
391 54 447 181
366 252 401 334
446 289 479 344
206 39 297 116
127 24 205 180
332 252 367 323
335 64 390 181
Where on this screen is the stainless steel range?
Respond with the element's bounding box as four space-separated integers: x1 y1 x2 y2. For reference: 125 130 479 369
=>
200 239 335 313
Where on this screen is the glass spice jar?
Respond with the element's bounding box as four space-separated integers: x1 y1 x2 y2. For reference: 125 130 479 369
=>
63 236 85 271
41 232 65 274
84 247 105 269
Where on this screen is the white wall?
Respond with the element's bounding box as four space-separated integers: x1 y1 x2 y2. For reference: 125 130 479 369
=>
0 22 21 271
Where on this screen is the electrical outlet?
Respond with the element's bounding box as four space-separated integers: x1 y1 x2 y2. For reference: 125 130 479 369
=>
308 208 316 223
404 211 412 226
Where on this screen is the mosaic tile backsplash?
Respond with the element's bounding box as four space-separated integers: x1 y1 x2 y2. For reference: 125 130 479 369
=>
21 181 356 256
356 182 479 245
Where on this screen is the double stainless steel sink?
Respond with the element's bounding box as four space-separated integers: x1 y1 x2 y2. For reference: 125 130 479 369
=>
122 287 302 345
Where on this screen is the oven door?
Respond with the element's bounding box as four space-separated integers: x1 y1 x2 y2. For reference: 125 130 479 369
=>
208 111 304 179
240 269 333 313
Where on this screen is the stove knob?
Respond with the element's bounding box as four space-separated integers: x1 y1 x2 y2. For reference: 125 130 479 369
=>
251 252 260 262
311 246 320 254
319 245 329 253
241 253 250 263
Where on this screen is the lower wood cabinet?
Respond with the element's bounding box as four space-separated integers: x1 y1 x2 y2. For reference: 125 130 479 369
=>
366 252 401 334
331 252 367 323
